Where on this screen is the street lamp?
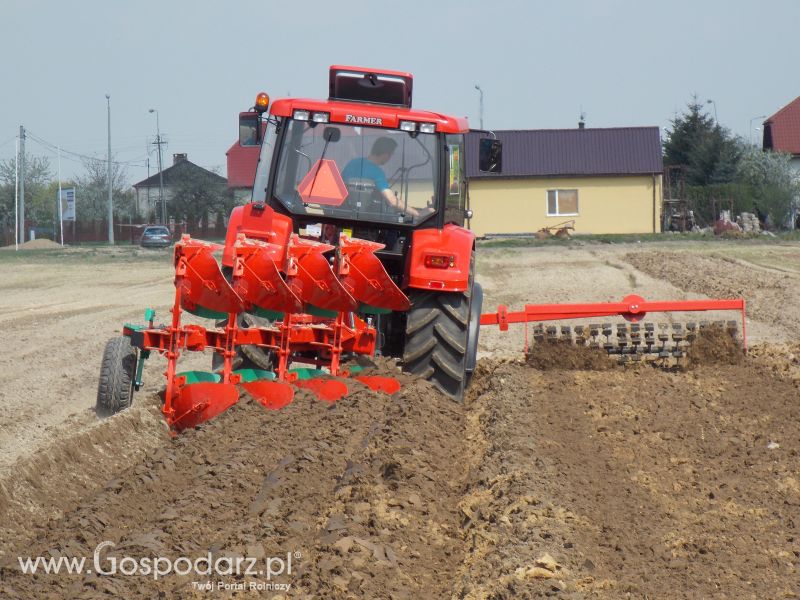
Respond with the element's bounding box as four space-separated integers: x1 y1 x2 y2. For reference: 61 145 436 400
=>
706 99 718 124
148 108 166 225
474 84 484 130
106 94 114 244
750 115 767 146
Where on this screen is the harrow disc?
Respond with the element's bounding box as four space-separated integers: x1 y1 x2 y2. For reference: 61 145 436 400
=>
530 320 740 366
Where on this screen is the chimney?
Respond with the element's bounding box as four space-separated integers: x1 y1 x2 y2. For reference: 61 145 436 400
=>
173 153 187 165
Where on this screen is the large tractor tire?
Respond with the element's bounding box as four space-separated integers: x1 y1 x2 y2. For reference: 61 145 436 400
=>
464 281 483 384
403 289 471 401
96 336 137 417
211 313 274 373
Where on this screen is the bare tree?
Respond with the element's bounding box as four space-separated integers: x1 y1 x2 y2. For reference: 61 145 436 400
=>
75 157 134 221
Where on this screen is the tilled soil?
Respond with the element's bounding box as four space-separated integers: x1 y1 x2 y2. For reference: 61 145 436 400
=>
2 352 798 598
2 242 800 598
0 373 468 599
624 249 800 339
457 357 800 599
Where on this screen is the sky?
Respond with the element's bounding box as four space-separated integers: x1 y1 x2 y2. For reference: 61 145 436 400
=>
1 0 798 184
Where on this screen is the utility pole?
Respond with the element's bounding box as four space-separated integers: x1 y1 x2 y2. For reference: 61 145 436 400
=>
149 109 166 225
18 125 25 243
474 84 484 130
14 137 19 250
58 146 64 246
750 115 767 146
106 94 114 244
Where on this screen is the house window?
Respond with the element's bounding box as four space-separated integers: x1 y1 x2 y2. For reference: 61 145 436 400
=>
547 189 579 216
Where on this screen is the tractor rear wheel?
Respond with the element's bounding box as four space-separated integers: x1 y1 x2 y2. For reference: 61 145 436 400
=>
211 313 274 373
403 289 470 401
96 336 137 417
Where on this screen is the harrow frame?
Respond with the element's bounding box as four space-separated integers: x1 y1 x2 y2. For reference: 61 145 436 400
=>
480 294 747 355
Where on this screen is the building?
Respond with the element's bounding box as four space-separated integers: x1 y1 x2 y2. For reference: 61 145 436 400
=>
763 95 800 173
226 142 260 203
763 95 800 228
132 153 227 223
465 127 663 236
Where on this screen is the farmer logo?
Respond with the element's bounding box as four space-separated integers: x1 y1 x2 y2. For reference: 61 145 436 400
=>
345 114 383 125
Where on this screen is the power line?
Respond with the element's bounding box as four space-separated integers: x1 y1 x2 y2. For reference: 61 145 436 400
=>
25 130 149 167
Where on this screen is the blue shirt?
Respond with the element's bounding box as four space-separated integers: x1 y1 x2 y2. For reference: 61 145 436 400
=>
341 158 389 191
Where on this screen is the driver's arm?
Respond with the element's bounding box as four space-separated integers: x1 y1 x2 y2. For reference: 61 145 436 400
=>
381 188 419 216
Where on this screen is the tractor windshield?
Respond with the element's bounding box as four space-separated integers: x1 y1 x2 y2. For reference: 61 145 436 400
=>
272 120 438 225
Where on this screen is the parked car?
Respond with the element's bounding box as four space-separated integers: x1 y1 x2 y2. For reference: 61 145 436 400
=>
139 226 173 248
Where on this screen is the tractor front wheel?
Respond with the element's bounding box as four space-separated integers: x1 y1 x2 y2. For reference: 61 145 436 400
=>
403 289 470 400
96 336 137 417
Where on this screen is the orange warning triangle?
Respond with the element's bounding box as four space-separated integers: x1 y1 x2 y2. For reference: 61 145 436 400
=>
297 159 349 207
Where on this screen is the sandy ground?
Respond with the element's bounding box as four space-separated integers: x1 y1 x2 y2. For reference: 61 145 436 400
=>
0 239 798 598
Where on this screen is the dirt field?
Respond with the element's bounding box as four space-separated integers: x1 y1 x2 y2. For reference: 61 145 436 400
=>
0 239 799 598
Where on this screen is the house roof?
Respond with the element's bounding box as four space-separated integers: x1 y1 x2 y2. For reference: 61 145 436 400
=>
466 126 663 179
763 96 800 156
132 158 226 188
226 142 260 189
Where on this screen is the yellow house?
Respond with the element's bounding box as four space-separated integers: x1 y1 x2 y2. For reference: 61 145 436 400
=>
466 127 663 236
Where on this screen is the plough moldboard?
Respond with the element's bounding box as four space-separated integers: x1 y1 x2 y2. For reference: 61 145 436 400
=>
117 229 408 432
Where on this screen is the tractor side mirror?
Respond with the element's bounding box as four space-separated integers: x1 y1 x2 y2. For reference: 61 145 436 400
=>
239 112 260 146
323 126 341 142
479 138 502 173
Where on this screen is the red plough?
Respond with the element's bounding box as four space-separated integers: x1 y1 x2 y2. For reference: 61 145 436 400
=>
113 227 407 432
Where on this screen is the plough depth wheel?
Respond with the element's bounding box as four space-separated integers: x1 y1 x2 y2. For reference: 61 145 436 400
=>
96 336 137 417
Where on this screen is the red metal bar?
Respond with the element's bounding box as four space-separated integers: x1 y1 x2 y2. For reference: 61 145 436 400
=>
480 294 748 349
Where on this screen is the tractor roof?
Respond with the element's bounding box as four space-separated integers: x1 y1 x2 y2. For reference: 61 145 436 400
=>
270 98 470 134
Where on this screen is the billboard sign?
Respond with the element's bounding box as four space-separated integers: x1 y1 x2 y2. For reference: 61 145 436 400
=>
60 188 76 221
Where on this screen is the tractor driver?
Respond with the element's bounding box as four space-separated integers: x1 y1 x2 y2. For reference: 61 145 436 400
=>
342 137 423 219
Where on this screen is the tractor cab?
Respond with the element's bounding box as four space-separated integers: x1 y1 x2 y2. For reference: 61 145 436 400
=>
239 66 499 254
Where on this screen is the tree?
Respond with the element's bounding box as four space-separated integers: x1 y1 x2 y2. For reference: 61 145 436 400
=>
168 166 231 233
663 97 741 186
735 143 800 227
0 153 54 236
75 157 135 222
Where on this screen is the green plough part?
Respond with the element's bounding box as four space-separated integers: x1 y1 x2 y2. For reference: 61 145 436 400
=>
233 369 277 383
178 371 222 385
289 367 328 380
358 303 392 315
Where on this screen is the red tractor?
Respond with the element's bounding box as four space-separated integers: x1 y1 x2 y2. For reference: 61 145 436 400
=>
222 65 501 399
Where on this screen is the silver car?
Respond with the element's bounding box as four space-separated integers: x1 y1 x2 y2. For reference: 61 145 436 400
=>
139 226 173 248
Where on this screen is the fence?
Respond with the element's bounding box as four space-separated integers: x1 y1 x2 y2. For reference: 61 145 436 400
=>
1 219 227 247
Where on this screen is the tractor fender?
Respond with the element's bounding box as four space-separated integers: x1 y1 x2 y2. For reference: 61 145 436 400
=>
221 203 292 268
404 225 475 292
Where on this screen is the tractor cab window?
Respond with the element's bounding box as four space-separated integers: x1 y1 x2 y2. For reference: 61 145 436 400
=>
445 134 467 225
273 120 438 226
